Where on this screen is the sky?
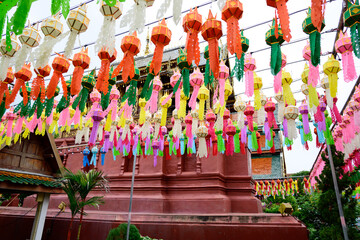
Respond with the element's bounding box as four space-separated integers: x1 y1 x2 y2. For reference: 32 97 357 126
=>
7 0 359 174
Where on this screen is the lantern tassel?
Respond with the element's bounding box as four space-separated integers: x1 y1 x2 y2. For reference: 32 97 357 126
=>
232 52 245 82
308 84 319 109
150 43 165 75
197 137 207 158
64 31 77 58
111 51 135 84
350 23 360 59
276 0 291 42
309 31 321 67
341 51 357 82
328 73 338 98
71 66 84 96
7 79 24 106
270 43 282 76
199 99 205 121
47 70 61 99
208 38 220 78
282 82 295 106
245 70 254 97
274 69 282 94
186 28 200 66
97 58 110 94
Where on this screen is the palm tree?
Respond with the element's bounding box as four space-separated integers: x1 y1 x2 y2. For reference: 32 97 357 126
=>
61 168 109 240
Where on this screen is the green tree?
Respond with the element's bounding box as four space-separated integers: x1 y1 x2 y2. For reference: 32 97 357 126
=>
61 168 109 240
315 145 360 240
106 223 141 240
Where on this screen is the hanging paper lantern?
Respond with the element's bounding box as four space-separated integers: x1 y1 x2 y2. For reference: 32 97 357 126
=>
179 89 188 119
15 23 41 72
265 98 277 129
71 47 90 96
344 0 360 59
281 70 295 106
284 105 299 140
46 54 71 100
183 7 202 66
196 122 208 158
72 70 96 114
8 63 32 106
172 109 182 141
206 109 217 142
275 92 285 122
221 0 243 58
160 94 172 127
170 70 182 110
323 55 341 98
234 95 246 130
139 98 147 125
189 68 204 110
146 76 162 114
302 8 325 67
97 47 117 95
244 53 256 97
31 65 51 104
232 30 249 82
201 10 222 79
265 18 284 76
134 0 155 7
218 60 229 108
112 31 141 85
335 31 357 82
103 85 120 132
0 34 20 81
225 119 236 156
0 68 13 105
266 0 291 42
65 4 90 58
302 63 319 111
95 1 122 54
153 111 162 139
177 49 191 98
35 13 64 69
149 19 172 75
244 103 255 131
222 79 233 117
253 72 263 111
122 66 140 106
299 101 310 135
197 84 209 121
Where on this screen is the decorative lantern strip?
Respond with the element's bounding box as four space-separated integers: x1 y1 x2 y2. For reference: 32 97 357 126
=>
71 47 90 96
266 0 292 42
183 7 202 66
335 31 357 82
232 30 249 82
8 63 32 106
46 54 70 100
266 18 284 76
221 0 243 58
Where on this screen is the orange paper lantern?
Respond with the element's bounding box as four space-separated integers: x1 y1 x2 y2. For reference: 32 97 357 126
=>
183 7 202 66
201 10 222 78
31 65 51 103
149 19 171 75
111 31 141 84
8 63 33 106
47 54 70 100
221 0 243 58
96 47 117 94
0 68 14 105
71 47 90 95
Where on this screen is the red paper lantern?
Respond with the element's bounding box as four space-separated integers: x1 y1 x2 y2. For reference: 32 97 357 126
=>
183 7 202 66
266 0 291 42
0 68 14 105
201 10 222 78
97 47 117 94
47 54 70 100
111 31 141 84
8 63 33 106
244 103 255 131
221 0 243 58
150 19 172 75
71 47 90 95
31 65 51 103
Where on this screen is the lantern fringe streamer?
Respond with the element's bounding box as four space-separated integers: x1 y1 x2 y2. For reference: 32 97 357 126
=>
270 43 282 76
245 70 254 97
311 0 325 32
64 31 77 58
231 52 244 82
341 51 357 82
276 0 291 42
226 16 242 57
186 29 200 66
287 119 298 141
282 83 295 106
309 31 321 67
350 23 360 59
328 73 338 98
208 38 220 79
71 66 84 96
112 51 135 83
120 0 146 34
97 58 110 94
173 0 183 25
150 43 164 76
15 45 31 72
47 71 62 99
0 57 11 81
95 16 116 56
140 73 154 100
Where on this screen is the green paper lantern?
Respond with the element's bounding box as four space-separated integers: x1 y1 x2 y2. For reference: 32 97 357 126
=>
266 19 284 76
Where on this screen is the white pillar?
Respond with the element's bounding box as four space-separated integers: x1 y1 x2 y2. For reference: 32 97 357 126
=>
30 193 50 240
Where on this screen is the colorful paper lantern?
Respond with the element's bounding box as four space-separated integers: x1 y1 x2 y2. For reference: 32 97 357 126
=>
112 31 141 84
244 102 255 131
218 60 229 108
201 10 222 79
0 68 13 105
281 70 295 106
31 65 51 103
274 53 286 94
244 53 256 97
177 49 191 97
150 19 171 75
253 72 263 111
302 63 319 110
221 0 243 58
196 122 208 158
8 63 32 106
183 7 202 66
275 92 285 122
146 76 162 114
284 105 299 140
343 0 360 58
335 31 357 82
47 54 71 100
234 95 246 130
323 55 341 98
97 47 117 94
189 68 204 110
265 98 277 129
197 84 209 121
265 18 284 76
0 34 20 82
71 47 90 96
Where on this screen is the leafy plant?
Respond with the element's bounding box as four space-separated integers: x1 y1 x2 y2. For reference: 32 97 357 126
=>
61 168 109 240
106 223 141 240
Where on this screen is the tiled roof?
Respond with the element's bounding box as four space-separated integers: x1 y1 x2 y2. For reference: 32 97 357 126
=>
0 170 61 188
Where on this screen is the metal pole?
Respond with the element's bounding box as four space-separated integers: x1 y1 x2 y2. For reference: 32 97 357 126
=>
126 155 137 240
326 144 349 240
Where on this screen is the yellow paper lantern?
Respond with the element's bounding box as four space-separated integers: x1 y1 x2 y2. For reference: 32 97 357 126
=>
179 88 188 119
281 70 295 106
197 84 209 121
323 55 341 98
160 94 172 126
139 98 147 125
253 72 263 110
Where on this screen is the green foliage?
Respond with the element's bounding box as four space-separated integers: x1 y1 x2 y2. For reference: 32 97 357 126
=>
106 223 141 240
263 195 298 214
